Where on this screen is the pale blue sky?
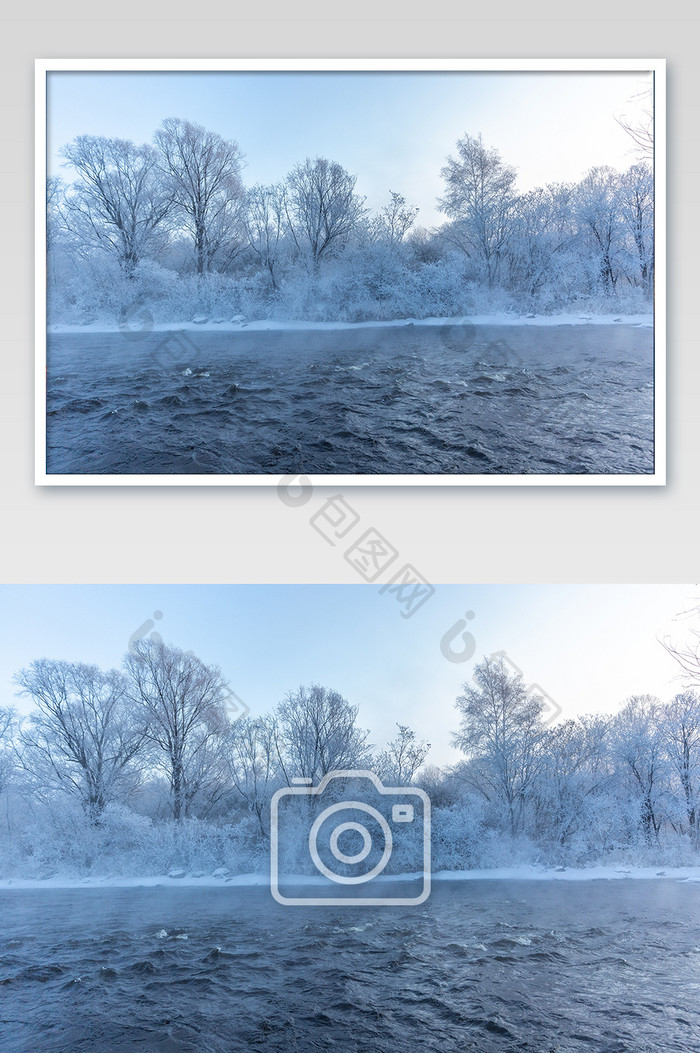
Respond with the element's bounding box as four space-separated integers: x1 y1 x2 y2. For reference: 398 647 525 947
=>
46 69 652 227
0 585 691 766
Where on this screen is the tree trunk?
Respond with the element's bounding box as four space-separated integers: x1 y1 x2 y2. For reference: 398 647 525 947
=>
172 759 185 821
196 226 207 276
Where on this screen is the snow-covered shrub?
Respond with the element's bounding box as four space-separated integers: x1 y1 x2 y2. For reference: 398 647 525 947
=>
431 799 487 870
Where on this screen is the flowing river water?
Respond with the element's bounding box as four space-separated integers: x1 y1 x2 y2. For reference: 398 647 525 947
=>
45 323 654 476
1 878 697 1052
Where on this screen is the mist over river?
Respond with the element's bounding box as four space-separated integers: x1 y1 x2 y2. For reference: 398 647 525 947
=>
1 878 697 1052
45 323 654 476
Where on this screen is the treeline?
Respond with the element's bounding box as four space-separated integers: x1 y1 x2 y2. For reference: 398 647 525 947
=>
46 119 654 325
0 642 697 878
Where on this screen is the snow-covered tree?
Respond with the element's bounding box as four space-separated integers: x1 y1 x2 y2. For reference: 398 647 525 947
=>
284 157 367 268
274 684 370 783
46 176 66 253
60 136 172 275
453 656 546 835
154 118 245 274
124 640 231 820
225 715 281 837
508 183 578 302
244 183 288 290
661 601 700 685
0 706 18 799
438 133 518 287
576 166 623 292
613 695 667 845
370 191 420 249
663 691 700 843
375 723 430 784
619 163 654 296
15 660 145 821
616 87 654 161
534 716 615 850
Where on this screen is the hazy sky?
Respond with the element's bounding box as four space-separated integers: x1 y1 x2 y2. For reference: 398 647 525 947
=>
46 69 653 227
1 584 693 767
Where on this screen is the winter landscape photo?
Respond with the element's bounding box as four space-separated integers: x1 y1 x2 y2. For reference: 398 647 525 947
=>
1 583 700 1051
38 61 663 482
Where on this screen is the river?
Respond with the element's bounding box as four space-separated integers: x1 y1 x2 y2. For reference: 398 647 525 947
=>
45 323 654 476
1 878 697 1051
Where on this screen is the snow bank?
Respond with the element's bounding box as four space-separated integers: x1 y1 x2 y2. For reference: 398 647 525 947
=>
0 872 270 890
48 313 653 337
433 864 700 883
1 863 697 891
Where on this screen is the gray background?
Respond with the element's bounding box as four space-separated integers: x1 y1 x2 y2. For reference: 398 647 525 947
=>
1 5 696 585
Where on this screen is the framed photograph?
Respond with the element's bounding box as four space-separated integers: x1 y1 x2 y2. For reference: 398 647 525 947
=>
35 58 665 485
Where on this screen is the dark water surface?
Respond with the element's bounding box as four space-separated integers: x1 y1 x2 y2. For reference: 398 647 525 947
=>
1 879 698 1051
45 324 654 475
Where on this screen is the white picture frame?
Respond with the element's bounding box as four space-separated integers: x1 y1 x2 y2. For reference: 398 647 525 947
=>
35 57 666 487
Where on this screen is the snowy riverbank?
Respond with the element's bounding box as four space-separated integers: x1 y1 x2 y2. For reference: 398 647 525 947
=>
48 312 654 336
1 863 697 890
